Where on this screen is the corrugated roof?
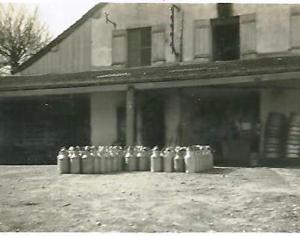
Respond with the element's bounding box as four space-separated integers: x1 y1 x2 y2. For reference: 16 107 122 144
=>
2 56 300 92
13 3 107 74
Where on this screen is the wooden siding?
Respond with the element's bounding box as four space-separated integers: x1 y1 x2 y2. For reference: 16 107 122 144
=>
20 19 92 75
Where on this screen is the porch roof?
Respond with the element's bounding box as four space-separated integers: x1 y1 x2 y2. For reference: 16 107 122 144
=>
1 55 300 96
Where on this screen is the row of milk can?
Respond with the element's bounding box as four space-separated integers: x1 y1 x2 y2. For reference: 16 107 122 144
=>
58 145 214 174
150 145 214 173
57 146 125 174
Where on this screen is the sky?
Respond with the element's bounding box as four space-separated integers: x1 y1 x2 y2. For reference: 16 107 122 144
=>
0 0 299 39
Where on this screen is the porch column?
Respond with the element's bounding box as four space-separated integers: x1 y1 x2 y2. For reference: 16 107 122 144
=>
126 86 136 146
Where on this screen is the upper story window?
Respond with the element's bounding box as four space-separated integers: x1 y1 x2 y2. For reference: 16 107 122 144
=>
211 16 240 61
127 27 152 67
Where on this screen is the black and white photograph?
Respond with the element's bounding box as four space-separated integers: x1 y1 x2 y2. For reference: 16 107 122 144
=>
0 0 300 233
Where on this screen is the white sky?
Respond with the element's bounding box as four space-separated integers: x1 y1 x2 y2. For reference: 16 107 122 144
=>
0 0 300 39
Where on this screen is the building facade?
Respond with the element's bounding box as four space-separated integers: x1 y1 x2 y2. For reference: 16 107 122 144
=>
1 3 300 165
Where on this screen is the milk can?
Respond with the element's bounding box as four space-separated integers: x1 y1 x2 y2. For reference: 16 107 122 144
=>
111 146 119 172
98 146 106 174
57 147 70 174
199 146 207 171
93 146 101 174
138 147 150 171
205 146 214 170
125 146 137 171
163 147 175 172
105 147 113 173
69 146 81 174
174 147 185 172
117 146 125 171
192 146 199 172
184 146 197 173
150 146 163 172
81 146 94 174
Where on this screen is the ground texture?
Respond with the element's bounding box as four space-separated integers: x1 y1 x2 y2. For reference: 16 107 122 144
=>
0 166 300 232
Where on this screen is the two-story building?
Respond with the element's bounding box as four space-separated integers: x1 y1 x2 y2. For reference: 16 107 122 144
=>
1 3 300 165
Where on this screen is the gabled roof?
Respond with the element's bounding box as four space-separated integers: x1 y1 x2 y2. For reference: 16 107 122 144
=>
13 3 107 74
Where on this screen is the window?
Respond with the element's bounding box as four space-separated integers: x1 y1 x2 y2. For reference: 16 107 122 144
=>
211 16 240 61
127 27 151 67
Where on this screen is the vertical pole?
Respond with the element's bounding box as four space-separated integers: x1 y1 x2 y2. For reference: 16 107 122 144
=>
126 86 135 146
136 96 143 145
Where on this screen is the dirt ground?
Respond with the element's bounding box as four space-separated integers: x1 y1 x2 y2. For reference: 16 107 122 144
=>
0 165 300 232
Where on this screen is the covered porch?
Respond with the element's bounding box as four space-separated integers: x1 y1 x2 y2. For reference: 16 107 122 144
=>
1 56 300 165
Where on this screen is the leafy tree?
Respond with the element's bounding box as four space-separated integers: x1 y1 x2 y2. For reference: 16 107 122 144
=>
0 3 51 74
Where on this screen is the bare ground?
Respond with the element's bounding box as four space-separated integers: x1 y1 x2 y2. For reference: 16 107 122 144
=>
0 165 300 232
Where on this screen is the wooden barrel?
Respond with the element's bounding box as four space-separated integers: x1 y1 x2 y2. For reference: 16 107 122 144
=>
264 112 286 159
285 113 300 159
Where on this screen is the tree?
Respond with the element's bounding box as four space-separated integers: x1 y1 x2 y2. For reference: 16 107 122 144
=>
0 3 51 74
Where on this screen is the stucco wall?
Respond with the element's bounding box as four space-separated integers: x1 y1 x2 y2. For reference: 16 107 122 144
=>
260 80 300 124
18 4 300 74
91 3 178 67
90 91 125 145
164 89 182 145
91 3 299 68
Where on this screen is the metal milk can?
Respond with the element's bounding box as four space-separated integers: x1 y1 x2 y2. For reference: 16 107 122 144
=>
105 147 113 173
111 146 119 172
81 146 94 174
205 146 214 170
57 147 70 174
138 147 150 171
163 147 175 172
92 146 101 174
125 146 137 171
191 145 202 172
184 147 197 173
150 146 163 172
199 146 208 172
174 147 185 172
69 146 81 174
116 146 125 171
97 146 106 174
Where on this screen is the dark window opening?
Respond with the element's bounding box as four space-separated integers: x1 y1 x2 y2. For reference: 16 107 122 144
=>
217 3 233 19
211 16 240 61
127 27 151 67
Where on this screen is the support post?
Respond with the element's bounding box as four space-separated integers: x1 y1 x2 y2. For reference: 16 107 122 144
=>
126 86 136 146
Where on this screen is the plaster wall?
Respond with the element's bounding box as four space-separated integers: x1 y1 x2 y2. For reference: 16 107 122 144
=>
90 91 125 145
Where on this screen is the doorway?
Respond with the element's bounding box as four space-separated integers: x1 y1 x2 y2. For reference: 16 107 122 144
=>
139 91 165 148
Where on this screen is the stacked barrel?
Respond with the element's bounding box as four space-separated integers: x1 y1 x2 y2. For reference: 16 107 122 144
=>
285 113 300 159
264 112 286 159
58 145 214 174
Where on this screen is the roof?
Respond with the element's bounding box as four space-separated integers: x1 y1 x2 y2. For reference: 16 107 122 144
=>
13 3 107 74
2 56 300 92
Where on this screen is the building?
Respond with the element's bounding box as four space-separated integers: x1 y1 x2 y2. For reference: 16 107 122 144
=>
1 3 300 165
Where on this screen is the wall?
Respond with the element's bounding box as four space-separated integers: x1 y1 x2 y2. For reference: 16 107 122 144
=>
164 89 182 145
91 3 178 68
260 80 300 124
20 19 92 75
19 4 300 75
91 3 300 67
90 91 125 145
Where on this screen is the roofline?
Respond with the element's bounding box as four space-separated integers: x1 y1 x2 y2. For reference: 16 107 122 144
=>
13 2 107 74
